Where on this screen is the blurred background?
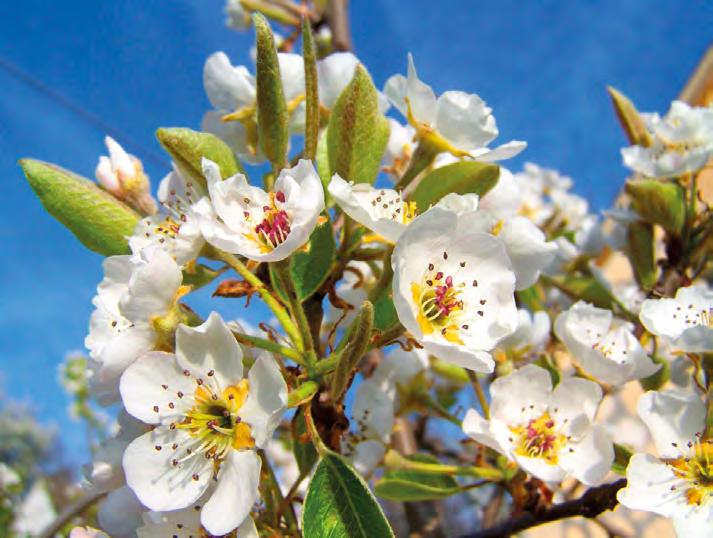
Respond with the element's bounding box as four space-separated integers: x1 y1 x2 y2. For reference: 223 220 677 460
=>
0 0 711 483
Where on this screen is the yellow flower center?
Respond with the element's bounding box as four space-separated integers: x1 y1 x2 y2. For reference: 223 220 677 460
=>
668 439 713 506
412 270 464 344
177 379 254 461
510 412 566 464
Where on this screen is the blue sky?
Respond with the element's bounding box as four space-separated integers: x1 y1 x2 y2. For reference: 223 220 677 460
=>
1 0 711 462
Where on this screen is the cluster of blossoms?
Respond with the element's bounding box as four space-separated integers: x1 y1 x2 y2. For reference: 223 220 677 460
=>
16 3 713 537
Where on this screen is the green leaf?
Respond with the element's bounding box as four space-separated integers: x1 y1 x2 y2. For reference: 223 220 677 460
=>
625 179 686 235
303 453 394 538
627 221 657 290
292 407 318 476
372 286 400 333
20 159 139 256
612 443 634 475
156 128 243 189
327 64 390 185
516 285 546 312
270 221 336 302
607 87 652 147
302 18 319 161
411 160 500 212
331 301 374 401
639 354 670 391
254 13 289 167
375 454 460 502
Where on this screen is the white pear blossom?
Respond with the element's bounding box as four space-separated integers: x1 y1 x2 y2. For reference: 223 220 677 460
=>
555 301 659 385
342 377 396 475
617 390 713 538
463 365 614 485
383 118 416 179
120 313 287 536
85 248 184 404
129 166 205 265
202 51 305 163
639 285 713 352
137 492 258 538
328 174 417 242
95 136 156 215
436 193 557 290
622 100 713 178
195 158 324 262
495 309 551 360
391 205 518 372
317 52 389 112
384 54 525 161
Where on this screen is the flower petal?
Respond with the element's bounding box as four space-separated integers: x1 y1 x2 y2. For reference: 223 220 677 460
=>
200 450 261 536
239 352 287 448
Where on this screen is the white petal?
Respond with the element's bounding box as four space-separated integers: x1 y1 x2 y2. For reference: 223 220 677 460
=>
548 376 602 434
617 453 679 517
120 351 195 424
175 312 243 389
203 51 255 111
422 341 495 373
97 486 144 538
200 450 260 536
236 517 259 538
462 408 507 454
351 379 395 442
239 352 287 448
119 249 182 322
123 428 212 512
474 140 528 162
434 91 497 151
514 454 567 483
105 136 135 178
349 440 386 476
672 504 713 538
638 390 705 458
318 52 358 109
489 365 551 424
405 53 437 125
559 425 613 486
498 216 557 290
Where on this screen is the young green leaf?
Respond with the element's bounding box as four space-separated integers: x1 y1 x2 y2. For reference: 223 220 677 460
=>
327 64 390 185
302 18 319 161
627 221 657 290
546 274 616 310
20 159 139 256
625 179 686 235
375 454 460 502
607 87 652 147
331 301 374 401
410 160 500 212
303 453 394 538
156 127 244 189
254 13 289 167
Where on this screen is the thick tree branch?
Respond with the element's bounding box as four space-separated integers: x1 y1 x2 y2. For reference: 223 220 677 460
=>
459 479 626 538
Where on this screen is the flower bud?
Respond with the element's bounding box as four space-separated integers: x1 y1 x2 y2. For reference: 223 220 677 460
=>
95 136 157 215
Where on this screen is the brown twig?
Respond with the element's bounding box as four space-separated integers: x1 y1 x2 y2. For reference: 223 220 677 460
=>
325 0 352 51
39 489 107 538
459 479 627 538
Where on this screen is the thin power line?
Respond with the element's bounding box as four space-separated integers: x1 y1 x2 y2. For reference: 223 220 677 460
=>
0 56 168 168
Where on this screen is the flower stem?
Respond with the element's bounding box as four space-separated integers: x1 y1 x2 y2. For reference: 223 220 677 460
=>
468 370 490 420
273 259 315 359
232 331 304 364
212 249 302 350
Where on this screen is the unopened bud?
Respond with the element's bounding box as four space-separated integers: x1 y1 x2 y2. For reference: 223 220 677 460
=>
95 136 157 215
